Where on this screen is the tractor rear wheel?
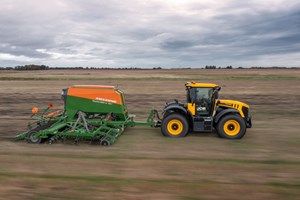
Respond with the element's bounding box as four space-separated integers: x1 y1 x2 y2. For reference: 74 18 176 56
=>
161 114 189 137
216 114 246 139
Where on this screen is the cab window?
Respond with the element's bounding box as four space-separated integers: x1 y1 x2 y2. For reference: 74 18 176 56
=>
187 87 213 103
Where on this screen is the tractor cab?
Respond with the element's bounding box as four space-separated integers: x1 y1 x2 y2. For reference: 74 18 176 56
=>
185 82 220 117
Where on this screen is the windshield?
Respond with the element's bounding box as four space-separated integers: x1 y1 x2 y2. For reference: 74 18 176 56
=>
187 88 214 103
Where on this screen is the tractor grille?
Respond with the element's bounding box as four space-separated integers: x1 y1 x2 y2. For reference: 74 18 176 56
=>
242 106 249 118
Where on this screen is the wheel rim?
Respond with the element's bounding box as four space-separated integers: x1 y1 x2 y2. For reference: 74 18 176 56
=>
29 131 40 143
223 120 241 136
167 119 183 135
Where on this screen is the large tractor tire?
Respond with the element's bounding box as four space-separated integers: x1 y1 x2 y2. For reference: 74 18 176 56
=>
161 114 189 137
216 114 246 139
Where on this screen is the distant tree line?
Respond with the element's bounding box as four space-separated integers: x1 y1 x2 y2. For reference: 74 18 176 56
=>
249 66 300 69
0 66 164 70
0 64 49 70
48 67 161 70
205 65 233 69
0 65 299 70
204 65 300 69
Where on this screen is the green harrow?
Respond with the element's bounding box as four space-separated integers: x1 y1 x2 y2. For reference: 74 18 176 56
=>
16 85 161 146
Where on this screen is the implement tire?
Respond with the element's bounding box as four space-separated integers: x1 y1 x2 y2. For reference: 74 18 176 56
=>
216 114 246 139
161 114 189 137
26 121 57 144
27 130 42 144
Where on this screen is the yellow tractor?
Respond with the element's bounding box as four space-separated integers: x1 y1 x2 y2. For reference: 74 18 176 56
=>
161 82 252 139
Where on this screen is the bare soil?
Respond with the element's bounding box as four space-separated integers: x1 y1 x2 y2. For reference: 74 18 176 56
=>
0 69 299 200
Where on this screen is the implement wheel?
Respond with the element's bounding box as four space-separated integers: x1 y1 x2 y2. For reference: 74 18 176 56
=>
26 121 57 144
27 130 42 144
161 114 189 137
217 114 246 139
100 139 110 146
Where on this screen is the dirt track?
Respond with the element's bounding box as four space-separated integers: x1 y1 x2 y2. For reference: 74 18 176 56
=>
0 69 299 199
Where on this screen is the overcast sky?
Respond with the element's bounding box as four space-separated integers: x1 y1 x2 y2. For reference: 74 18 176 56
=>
0 0 300 68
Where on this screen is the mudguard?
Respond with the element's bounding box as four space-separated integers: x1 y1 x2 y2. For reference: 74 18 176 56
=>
163 104 187 115
214 108 240 123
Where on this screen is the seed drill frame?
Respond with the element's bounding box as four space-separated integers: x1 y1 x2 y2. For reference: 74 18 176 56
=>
16 85 161 146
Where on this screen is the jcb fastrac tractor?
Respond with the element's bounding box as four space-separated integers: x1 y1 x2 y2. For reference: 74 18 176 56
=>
161 82 251 139
16 82 252 146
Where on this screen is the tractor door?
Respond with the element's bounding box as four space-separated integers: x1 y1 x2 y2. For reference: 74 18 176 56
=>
194 88 214 116
187 87 214 132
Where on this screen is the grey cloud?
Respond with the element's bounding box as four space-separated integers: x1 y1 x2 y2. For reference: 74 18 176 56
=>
161 40 195 50
0 0 300 67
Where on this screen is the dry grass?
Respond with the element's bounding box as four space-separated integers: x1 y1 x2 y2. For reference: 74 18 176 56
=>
0 69 299 200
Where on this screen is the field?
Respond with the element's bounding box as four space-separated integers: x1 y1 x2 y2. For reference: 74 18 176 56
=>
0 69 299 199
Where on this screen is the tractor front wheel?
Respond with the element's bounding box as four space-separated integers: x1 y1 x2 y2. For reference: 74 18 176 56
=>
217 114 246 139
161 114 189 137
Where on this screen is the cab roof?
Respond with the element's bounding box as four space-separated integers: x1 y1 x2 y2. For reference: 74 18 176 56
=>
185 82 219 88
